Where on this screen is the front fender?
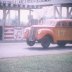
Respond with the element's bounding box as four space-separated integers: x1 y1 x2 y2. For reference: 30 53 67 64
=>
36 29 54 40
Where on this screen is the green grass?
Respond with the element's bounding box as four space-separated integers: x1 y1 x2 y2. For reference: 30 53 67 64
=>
0 53 72 72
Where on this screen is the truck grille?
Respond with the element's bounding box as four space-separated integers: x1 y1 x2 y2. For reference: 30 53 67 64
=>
29 28 36 41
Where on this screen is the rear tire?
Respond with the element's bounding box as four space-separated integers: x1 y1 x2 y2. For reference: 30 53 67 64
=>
57 42 66 47
41 36 51 48
27 40 35 46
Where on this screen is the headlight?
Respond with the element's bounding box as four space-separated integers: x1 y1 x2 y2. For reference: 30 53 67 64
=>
37 30 42 34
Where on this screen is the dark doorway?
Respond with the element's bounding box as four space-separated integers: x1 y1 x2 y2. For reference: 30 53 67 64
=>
0 26 3 40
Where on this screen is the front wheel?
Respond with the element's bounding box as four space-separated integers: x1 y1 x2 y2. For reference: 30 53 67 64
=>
27 40 35 46
41 36 51 48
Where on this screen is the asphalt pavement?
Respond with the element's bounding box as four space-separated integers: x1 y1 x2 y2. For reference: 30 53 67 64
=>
0 43 72 58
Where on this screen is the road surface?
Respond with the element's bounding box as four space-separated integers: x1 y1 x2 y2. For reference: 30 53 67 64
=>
0 43 72 58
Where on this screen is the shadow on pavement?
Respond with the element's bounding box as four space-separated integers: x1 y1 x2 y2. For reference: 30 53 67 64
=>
26 46 72 51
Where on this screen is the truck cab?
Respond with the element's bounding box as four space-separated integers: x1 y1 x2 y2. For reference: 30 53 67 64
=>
24 19 72 48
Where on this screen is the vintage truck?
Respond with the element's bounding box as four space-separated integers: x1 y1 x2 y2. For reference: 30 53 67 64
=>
24 19 72 48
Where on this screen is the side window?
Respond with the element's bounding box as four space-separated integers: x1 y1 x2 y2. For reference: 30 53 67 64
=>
56 22 62 27
56 22 60 27
56 21 72 27
60 21 69 27
62 22 67 27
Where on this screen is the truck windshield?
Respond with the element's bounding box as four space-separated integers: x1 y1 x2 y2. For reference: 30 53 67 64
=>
41 19 57 27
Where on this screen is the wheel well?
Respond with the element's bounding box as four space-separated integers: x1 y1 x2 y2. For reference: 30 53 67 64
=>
38 34 53 43
44 35 53 43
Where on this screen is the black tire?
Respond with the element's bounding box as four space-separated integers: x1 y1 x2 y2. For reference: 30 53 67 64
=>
27 40 35 46
57 42 66 47
41 36 51 48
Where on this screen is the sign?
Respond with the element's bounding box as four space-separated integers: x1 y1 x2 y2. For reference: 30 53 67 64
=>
4 26 14 40
14 27 24 40
58 30 65 36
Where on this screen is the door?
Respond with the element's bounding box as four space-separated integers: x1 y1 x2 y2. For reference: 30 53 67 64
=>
54 21 72 41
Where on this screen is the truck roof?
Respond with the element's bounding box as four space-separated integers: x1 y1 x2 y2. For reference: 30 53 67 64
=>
44 19 72 22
